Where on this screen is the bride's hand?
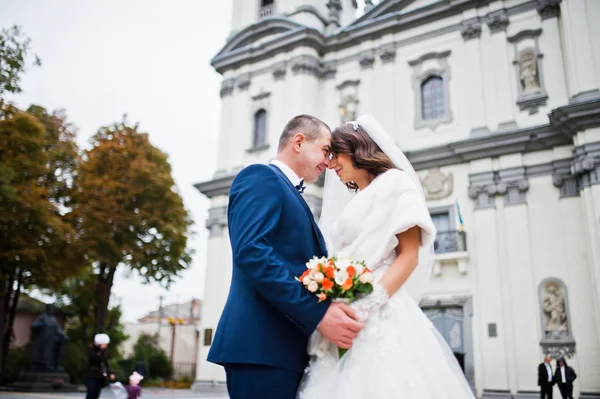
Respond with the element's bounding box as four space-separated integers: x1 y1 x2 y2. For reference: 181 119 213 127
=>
350 283 390 322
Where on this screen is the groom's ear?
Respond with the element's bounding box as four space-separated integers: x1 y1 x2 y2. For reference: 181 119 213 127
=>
293 133 305 152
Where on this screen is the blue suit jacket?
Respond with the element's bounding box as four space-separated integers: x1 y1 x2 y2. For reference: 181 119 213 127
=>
207 164 330 373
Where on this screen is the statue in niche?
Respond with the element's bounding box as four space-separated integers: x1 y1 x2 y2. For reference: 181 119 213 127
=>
339 95 358 124
542 282 568 338
519 49 542 95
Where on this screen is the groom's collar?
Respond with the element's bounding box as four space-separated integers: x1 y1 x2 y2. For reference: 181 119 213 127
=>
270 159 303 187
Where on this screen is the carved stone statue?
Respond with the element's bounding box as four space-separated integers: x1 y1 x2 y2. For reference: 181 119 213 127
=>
519 49 541 95
30 304 69 372
339 95 358 123
542 283 568 338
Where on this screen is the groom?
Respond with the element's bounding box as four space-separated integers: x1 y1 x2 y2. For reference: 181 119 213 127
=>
207 115 364 399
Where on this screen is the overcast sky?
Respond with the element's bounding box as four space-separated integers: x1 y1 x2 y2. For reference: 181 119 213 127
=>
1 0 233 322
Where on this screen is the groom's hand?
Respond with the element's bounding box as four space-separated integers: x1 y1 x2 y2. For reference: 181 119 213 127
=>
317 303 364 349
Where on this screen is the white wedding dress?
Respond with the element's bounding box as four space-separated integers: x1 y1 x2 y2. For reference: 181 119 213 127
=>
297 169 475 399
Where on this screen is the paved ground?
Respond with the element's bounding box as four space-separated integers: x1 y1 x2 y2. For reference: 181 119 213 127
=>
0 387 228 399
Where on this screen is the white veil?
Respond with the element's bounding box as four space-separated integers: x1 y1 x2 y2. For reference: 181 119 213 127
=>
319 114 435 304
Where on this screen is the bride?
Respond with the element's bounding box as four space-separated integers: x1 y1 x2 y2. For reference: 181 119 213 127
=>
297 115 475 398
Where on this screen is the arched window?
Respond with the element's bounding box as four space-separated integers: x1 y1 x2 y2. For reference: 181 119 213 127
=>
421 76 445 121
253 109 267 147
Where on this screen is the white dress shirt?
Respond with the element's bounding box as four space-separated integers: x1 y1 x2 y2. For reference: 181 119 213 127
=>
560 366 566 383
545 362 553 382
271 159 303 187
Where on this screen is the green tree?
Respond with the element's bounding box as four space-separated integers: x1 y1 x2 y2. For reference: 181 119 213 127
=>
70 119 193 333
0 104 81 375
53 269 128 383
0 25 40 98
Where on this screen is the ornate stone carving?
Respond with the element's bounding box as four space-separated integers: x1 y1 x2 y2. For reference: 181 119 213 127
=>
220 79 235 98
359 50 375 69
339 95 358 123
461 22 482 41
326 0 342 26
378 44 396 64
537 0 561 20
486 11 509 34
422 168 453 200
542 284 568 336
519 49 541 95
237 73 251 91
539 278 575 358
272 61 287 81
290 55 321 77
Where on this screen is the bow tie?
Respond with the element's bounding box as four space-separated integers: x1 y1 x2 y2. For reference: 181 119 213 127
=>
295 179 306 194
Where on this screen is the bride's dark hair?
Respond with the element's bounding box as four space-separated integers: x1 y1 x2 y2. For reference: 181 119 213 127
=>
330 122 396 191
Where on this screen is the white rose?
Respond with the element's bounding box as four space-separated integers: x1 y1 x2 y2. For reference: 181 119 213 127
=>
335 258 352 271
334 269 349 285
359 272 374 284
305 258 320 270
303 276 315 286
313 272 325 283
354 263 365 275
307 281 319 292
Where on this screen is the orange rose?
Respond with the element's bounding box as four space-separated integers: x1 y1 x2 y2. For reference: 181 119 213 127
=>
342 278 353 291
321 278 334 291
324 266 335 278
317 293 327 302
299 269 310 282
362 267 371 275
347 266 356 278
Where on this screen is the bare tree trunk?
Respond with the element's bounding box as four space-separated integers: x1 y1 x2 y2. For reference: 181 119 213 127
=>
93 264 117 333
1 269 22 377
0 269 6 378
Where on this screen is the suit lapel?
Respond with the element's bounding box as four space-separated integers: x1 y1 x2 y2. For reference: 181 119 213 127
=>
269 164 327 254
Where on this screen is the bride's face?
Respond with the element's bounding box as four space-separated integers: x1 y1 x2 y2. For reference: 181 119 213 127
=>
330 153 370 186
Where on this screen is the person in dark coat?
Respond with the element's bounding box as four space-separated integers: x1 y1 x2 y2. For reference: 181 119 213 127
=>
554 357 577 399
538 355 555 399
85 334 111 399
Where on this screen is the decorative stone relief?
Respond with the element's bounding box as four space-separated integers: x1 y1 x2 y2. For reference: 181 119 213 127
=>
237 73 251 91
461 18 482 41
539 278 575 358
272 61 287 81
468 168 529 208
486 10 509 34
572 142 600 189
537 0 561 20
220 78 235 98
378 43 396 64
359 49 375 69
422 168 453 200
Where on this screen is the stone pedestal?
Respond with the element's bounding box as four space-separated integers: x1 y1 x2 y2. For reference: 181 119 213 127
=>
5 371 81 393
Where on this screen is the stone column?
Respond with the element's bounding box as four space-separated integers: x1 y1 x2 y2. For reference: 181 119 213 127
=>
468 169 511 397
461 18 488 135
485 9 515 130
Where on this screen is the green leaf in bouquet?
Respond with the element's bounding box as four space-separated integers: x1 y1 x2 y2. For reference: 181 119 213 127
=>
354 283 374 295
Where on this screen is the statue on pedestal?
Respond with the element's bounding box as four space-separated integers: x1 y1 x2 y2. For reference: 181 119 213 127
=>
29 304 69 372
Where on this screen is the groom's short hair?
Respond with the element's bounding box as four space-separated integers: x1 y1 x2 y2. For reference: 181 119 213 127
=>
278 115 330 152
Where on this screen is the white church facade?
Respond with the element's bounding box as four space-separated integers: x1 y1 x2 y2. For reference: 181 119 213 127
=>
193 0 600 397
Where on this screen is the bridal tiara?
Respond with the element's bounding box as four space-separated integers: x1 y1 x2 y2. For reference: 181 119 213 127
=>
347 121 359 131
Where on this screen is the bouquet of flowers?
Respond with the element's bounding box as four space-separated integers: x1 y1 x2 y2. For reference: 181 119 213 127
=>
296 254 374 357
